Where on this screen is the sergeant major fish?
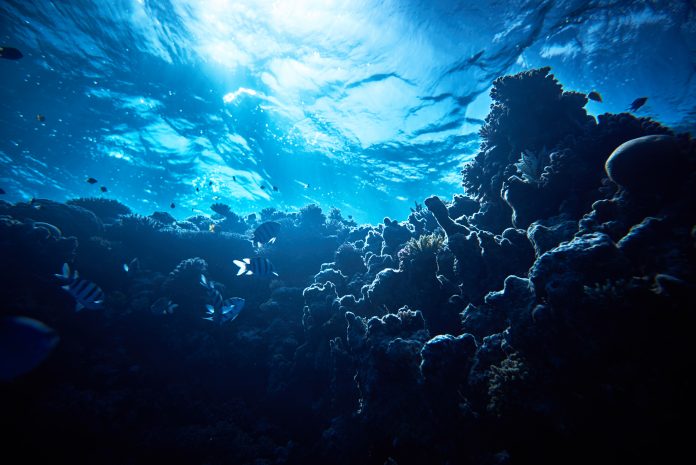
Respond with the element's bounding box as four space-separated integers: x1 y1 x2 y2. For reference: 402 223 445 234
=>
200 275 244 323
252 221 281 247
54 263 104 311
233 257 279 277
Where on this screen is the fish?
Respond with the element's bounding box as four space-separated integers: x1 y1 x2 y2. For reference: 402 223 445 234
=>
253 221 281 246
233 257 279 277
86 177 98 184
0 46 23 60
209 223 216 233
272 185 278 191
0 316 59 381
208 181 213 186
54 263 104 311
201 275 244 323
100 186 107 192
196 187 200 192
123 258 140 274
170 202 176 209
232 176 237 182
628 97 648 112
260 185 266 190
36 114 45 122
587 91 602 102
204 297 245 324
150 297 178 315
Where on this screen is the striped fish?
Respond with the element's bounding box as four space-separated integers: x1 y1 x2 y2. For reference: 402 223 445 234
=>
200 275 245 324
233 257 279 277
252 221 281 246
54 263 104 311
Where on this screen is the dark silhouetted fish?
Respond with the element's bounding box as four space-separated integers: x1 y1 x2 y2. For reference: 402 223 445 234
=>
0 46 23 60
123 258 140 274
628 97 647 111
36 114 45 122
272 185 278 191
100 186 107 192
0 316 59 381
54 263 104 311
587 91 602 102
233 257 279 277
200 274 243 323
170 202 175 209
86 177 98 184
253 221 281 246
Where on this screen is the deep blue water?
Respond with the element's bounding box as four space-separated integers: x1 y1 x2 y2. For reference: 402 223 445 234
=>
1 0 694 223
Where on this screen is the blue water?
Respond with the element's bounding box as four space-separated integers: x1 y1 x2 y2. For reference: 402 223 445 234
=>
1 0 694 224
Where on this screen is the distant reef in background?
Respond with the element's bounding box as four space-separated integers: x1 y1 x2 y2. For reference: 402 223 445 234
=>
1 67 694 465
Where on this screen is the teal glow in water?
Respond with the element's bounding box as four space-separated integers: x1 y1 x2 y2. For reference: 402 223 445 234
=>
1 0 694 223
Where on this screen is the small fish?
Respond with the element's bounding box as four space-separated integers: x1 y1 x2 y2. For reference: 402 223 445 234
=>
208 181 213 186
260 185 266 190
628 97 648 112
100 186 107 192
150 297 178 315
123 258 140 274
170 202 176 209
272 185 278 191
0 188 5 194
36 114 45 122
204 297 245 324
86 177 98 184
232 176 237 182
0 316 59 381
209 223 216 233
0 46 23 60
54 263 104 311
200 274 224 320
587 91 602 102
233 257 279 277
196 187 200 192
253 221 281 246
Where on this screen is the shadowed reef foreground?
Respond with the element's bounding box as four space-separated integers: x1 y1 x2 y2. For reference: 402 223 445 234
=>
1 68 694 465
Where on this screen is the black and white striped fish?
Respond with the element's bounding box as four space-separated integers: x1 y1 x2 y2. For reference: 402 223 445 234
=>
233 257 279 277
200 275 244 323
252 221 281 246
54 263 104 311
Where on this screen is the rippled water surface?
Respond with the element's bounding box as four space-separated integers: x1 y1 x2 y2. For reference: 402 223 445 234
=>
1 0 694 222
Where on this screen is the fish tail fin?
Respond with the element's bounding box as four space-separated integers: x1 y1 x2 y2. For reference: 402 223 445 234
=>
233 260 246 276
268 237 276 245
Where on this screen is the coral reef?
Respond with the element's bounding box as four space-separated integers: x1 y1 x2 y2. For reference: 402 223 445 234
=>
2 67 694 465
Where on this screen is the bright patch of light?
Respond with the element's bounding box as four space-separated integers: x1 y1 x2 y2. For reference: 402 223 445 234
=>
223 87 258 104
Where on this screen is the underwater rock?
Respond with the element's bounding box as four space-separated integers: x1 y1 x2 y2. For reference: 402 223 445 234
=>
150 211 176 224
334 243 366 277
529 232 628 307
527 217 578 257
380 217 413 256
424 195 469 238
605 134 684 193
66 197 131 223
6 198 103 240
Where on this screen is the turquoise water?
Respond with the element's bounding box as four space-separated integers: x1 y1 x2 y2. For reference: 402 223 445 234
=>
1 0 694 223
